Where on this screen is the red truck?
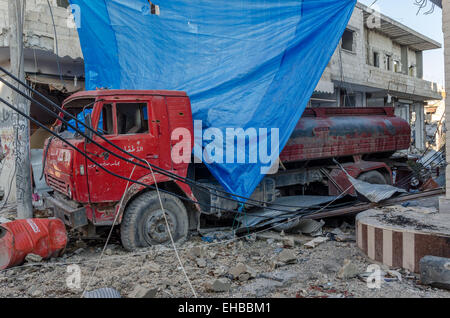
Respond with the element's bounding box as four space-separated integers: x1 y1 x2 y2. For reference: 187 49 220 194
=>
43 90 411 250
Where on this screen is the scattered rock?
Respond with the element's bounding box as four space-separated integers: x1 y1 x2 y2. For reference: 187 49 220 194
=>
208 278 231 292
30 289 43 297
277 249 297 265
128 285 158 298
25 254 42 263
283 237 295 248
188 246 205 260
420 256 450 290
196 258 207 268
147 262 161 272
238 273 251 282
337 259 360 279
230 263 247 278
304 236 328 249
386 270 402 282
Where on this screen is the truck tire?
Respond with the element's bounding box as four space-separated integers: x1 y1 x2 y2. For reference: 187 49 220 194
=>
357 170 387 185
120 191 189 251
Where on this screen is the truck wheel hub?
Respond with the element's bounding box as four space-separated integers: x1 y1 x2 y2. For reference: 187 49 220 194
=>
145 210 175 243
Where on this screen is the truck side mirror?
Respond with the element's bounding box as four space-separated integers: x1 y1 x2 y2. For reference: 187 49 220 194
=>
84 113 93 141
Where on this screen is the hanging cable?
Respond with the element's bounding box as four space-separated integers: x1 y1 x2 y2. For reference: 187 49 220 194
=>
1 96 341 223
0 66 342 213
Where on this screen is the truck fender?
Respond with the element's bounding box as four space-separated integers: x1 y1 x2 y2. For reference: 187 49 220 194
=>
115 173 200 227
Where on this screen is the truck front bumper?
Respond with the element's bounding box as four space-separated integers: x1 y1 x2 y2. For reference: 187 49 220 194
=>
46 195 88 229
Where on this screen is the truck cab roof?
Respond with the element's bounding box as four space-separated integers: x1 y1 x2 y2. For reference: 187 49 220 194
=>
63 89 188 106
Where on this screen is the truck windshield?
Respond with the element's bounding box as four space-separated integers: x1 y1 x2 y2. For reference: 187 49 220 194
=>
59 98 96 137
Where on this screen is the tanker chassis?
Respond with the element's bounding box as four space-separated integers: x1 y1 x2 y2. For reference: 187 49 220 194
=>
43 90 411 249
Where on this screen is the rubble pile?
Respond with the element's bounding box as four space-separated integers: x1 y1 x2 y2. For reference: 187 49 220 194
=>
0 221 448 298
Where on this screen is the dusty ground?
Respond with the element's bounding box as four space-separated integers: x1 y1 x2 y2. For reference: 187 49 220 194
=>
0 197 448 298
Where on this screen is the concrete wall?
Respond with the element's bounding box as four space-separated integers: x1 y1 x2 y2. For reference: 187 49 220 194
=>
0 0 82 58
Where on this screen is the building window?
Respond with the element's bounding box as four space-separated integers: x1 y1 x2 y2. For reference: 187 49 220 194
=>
341 29 355 52
385 55 392 71
393 60 400 73
373 52 380 68
409 65 416 77
340 89 356 107
57 0 70 8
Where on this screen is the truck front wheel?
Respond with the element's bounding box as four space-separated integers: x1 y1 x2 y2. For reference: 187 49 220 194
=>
120 192 189 251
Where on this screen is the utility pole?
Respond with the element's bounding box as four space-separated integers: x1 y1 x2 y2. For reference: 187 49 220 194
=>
8 0 33 219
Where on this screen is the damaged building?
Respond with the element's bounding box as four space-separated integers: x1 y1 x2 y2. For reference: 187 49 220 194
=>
312 2 443 152
0 0 83 203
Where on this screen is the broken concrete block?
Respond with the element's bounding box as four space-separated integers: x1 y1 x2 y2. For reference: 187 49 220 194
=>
146 262 161 272
230 263 247 278
25 253 42 263
128 285 158 298
420 256 450 290
196 258 207 268
277 249 297 264
238 273 251 282
188 246 205 260
209 279 231 292
283 237 295 248
337 259 360 279
246 265 258 278
304 236 328 249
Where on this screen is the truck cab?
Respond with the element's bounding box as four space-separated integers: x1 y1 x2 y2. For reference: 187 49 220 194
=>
44 90 196 249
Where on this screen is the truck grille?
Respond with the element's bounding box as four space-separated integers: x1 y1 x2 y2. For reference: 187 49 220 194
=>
47 174 67 194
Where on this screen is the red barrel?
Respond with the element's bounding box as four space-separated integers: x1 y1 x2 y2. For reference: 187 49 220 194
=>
0 218 67 270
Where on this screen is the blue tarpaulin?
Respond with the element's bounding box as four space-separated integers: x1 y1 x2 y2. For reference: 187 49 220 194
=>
69 0 356 200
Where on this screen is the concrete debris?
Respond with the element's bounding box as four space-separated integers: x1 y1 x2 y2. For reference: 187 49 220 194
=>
188 246 206 260
337 259 360 279
229 263 247 278
304 236 328 249
276 249 297 265
25 253 42 263
208 278 231 293
420 256 450 290
1 197 447 299
146 262 161 273
128 285 158 298
229 263 258 280
30 289 43 297
329 229 356 242
387 205 437 215
386 270 402 282
283 237 295 248
238 273 251 282
196 258 207 268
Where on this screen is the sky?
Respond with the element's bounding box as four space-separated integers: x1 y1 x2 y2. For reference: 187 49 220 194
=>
359 0 444 87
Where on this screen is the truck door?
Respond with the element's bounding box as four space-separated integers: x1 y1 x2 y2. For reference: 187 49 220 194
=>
85 99 160 203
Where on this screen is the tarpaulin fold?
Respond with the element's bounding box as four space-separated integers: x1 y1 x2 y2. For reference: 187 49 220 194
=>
69 0 356 199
